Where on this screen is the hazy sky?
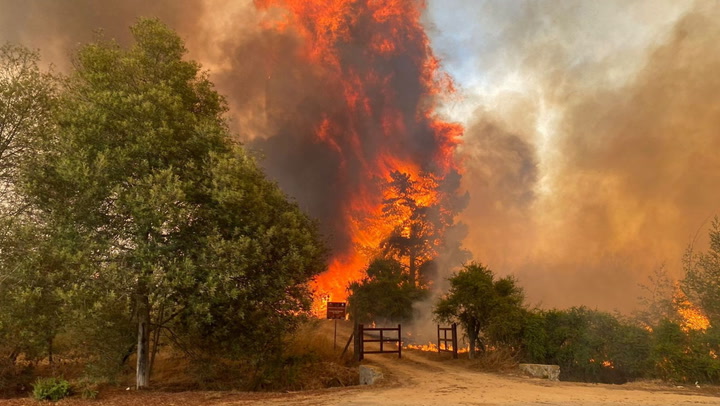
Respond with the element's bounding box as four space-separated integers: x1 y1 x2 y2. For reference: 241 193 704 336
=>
1 0 718 312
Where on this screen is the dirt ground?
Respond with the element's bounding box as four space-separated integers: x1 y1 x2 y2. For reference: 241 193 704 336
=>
5 349 720 406
4 320 720 405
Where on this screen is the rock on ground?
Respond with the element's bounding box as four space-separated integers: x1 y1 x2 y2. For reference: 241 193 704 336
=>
359 365 384 385
518 363 561 381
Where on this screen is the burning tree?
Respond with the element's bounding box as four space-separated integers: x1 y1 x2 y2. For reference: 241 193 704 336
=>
380 171 440 286
251 0 465 302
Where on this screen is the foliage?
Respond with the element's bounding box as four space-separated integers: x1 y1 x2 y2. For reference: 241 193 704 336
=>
635 265 676 328
649 320 720 383
434 262 525 359
14 18 326 387
0 43 59 373
0 43 55 213
32 377 71 401
521 307 651 383
348 258 427 323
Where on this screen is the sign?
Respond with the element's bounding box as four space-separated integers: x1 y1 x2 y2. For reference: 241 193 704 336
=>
326 302 346 319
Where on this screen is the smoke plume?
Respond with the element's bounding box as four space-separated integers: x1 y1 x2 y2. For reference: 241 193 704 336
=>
438 1 720 310
2 0 719 311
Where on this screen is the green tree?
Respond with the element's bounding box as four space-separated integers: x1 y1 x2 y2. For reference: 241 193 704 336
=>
0 43 55 213
347 258 427 323
434 262 524 359
0 44 58 380
522 307 651 383
20 19 326 388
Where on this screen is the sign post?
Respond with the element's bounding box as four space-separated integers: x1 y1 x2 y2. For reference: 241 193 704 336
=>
326 302 347 349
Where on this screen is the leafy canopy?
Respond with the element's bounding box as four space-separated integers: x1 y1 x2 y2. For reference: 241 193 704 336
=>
434 262 524 358
348 258 427 323
14 18 327 383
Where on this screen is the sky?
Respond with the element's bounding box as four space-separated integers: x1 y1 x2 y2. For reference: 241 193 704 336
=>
1 0 718 312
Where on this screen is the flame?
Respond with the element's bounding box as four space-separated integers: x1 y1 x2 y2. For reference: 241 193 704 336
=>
405 341 469 354
255 0 463 302
673 287 710 332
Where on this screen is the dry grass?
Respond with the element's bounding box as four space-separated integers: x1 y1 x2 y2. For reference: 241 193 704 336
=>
405 345 520 374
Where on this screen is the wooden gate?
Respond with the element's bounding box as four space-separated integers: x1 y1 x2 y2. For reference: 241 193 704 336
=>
355 324 401 361
438 323 458 359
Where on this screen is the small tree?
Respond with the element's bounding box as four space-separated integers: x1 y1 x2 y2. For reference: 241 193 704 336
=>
684 217 720 325
348 258 427 323
434 262 524 359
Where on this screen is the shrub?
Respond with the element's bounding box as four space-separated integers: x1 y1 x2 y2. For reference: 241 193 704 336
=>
32 377 71 401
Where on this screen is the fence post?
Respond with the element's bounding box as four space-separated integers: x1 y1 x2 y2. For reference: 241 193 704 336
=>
380 329 384 353
437 324 441 354
355 323 364 361
451 323 458 359
398 324 402 359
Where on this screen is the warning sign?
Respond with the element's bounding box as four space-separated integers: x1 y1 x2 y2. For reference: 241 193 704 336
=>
326 302 346 319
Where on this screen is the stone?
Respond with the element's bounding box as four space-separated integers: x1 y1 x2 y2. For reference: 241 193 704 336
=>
359 365 384 385
518 363 560 381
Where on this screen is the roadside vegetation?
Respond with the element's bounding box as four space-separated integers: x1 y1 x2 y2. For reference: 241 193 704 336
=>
0 19 359 399
349 222 720 385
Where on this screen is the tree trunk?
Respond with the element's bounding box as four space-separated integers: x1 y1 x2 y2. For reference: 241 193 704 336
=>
408 228 417 287
136 293 150 389
149 305 164 377
468 334 476 360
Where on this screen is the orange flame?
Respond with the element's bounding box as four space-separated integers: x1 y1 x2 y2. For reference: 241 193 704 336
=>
673 287 710 332
405 341 469 354
256 0 463 302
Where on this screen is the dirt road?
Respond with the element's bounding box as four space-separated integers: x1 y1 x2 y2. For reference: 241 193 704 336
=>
225 350 720 406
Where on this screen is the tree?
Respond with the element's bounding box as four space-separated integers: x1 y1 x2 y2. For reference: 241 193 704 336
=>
20 19 326 388
0 43 55 214
380 171 435 286
683 217 720 325
347 258 427 323
434 262 524 359
523 307 651 383
0 44 58 381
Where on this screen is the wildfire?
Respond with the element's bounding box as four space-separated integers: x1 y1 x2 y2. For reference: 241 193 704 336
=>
255 0 463 302
673 287 710 332
405 342 469 354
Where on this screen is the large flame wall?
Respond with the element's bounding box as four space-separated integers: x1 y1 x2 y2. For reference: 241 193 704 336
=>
252 0 463 301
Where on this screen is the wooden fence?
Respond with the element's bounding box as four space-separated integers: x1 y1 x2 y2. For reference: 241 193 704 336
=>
355 324 401 361
438 323 458 359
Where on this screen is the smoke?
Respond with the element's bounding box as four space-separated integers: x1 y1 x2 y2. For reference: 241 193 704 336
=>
3 1 719 312
0 0 466 301
430 1 720 311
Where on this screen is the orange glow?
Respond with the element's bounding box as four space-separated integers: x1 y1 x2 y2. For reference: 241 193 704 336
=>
673 287 710 332
405 342 469 354
256 0 463 303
